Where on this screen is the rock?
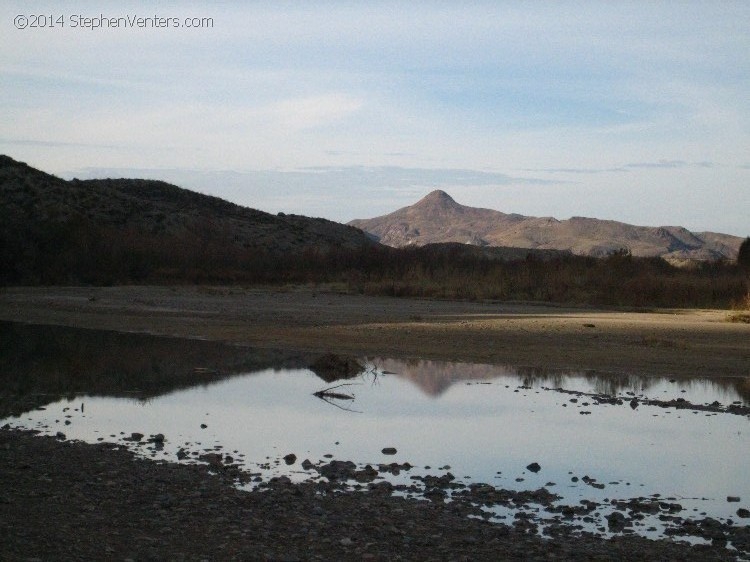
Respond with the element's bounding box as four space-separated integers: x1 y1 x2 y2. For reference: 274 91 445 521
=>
526 462 541 473
737 508 750 518
200 424 207 429
301 459 314 470
369 480 393 493
55 432 66 440
270 476 292 485
200 453 223 467
318 460 356 480
354 465 379 483
127 432 144 442
283 453 297 465
381 447 397 455
149 433 165 443
727 496 741 502
606 511 628 531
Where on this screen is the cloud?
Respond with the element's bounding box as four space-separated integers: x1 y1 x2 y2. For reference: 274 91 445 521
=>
258 94 365 131
524 167 628 175
526 161 721 175
625 160 687 169
624 160 720 170
0 137 126 150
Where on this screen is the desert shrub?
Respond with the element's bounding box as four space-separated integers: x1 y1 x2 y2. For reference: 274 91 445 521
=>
738 237 750 270
732 291 750 311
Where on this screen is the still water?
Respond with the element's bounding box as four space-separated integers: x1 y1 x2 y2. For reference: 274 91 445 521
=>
1 322 749 541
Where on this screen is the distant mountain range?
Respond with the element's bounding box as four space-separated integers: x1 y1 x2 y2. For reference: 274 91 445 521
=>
0 155 373 255
349 190 742 261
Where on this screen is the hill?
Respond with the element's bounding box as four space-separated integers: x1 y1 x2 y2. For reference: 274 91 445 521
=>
349 190 743 261
0 155 374 284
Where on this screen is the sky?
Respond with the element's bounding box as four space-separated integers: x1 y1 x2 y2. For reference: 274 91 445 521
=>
1 1 748 236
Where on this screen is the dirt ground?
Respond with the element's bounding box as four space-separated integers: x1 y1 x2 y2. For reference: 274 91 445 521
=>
1 285 748 380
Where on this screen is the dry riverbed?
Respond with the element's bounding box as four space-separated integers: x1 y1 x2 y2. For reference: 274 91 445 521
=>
1 285 749 560
1 285 749 379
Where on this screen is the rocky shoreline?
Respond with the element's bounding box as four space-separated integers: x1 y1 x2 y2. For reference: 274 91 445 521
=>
1 428 744 561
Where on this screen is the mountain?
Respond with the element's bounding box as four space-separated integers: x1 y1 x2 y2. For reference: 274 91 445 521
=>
349 190 743 261
0 155 375 284
0 155 373 254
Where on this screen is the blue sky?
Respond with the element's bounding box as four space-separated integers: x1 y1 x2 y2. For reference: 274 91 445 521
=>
1 1 748 235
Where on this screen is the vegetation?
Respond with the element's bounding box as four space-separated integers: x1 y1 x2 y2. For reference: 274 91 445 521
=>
738 237 750 270
1 220 747 310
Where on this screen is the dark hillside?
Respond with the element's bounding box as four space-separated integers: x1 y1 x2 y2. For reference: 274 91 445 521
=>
0 155 374 284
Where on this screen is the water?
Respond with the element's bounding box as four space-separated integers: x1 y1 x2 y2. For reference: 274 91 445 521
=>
2 322 749 543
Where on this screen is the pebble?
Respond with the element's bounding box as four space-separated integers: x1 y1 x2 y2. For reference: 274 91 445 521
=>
0 427 744 562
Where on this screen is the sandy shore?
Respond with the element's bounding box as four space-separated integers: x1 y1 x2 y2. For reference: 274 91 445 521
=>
1 285 748 379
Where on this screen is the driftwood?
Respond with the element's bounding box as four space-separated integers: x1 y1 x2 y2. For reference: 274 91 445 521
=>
312 383 361 413
313 382 356 400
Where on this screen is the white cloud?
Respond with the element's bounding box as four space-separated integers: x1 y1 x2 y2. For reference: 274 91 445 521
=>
256 94 365 131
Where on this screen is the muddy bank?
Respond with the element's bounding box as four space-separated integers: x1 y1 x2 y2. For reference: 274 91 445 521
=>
0 428 740 561
1 285 749 379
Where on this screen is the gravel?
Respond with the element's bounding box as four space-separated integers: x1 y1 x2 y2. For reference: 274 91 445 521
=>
0 428 740 561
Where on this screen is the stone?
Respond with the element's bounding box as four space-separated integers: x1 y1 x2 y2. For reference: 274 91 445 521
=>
526 462 541 473
318 460 356 480
727 496 741 502
736 508 750 518
283 453 297 465
606 511 628 531
381 447 397 455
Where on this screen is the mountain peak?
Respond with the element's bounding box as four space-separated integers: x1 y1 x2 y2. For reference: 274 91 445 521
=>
415 190 459 208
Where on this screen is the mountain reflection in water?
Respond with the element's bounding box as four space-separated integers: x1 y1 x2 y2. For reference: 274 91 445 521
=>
368 357 750 404
1 322 748 420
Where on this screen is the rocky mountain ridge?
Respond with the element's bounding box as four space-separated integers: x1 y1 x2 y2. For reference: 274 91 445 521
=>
349 190 742 261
